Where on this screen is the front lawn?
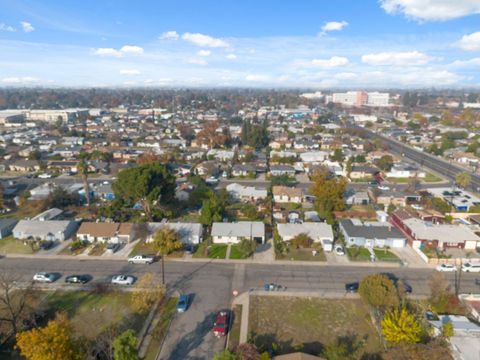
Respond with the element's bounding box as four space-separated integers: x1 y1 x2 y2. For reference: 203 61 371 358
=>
88 242 106 256
230 244 253 259
129 239 158 257
346 246 372 261
0 236 37 254
373 248 400 262
423 172 443 183
277 247 326 262
207 244 228 259
248 296 383 356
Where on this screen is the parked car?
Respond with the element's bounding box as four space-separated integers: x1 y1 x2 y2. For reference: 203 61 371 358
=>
111 275 135 285
128 255 155 264
382 273 412 294
176 294 189 313
65 275 90 284
462 262 480 273
378 185 390 191
39 241 55 251
212 311 229 337
33 272 56 283
206 176 219 184
334 245 345 256
106 243 120 254
345 282 359 293
436 264 457 272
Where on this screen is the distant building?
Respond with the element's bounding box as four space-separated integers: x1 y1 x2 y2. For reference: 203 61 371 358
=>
332 91 390 107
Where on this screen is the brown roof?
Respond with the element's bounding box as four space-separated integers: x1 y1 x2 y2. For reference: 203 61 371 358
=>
274 353 325 360
118 223 133 236
77 222 120 237
272 186 303 197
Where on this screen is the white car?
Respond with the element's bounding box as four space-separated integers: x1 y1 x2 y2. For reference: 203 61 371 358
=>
436 264 456 272
38 173 52 179
128 255 155 264
111 275 135 285
462 262 480 273
33 272 55 283
378 185 390 191
334 245 345 256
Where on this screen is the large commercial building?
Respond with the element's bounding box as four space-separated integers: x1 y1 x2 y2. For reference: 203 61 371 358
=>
331 91 390 107
23 109 89 122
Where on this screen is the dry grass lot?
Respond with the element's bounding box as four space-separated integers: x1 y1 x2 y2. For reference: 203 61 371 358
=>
248 296 383 356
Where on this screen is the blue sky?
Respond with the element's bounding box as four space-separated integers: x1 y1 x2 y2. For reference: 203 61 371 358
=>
0 0 480 88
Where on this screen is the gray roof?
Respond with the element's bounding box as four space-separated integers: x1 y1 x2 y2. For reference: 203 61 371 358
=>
340 219 405 239
148 222 203 241
13 220 77 237
0 218 18 229
211 221 265 238
277 222 333 240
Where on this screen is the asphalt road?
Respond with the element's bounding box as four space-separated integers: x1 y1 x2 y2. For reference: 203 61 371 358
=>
1 257 479 359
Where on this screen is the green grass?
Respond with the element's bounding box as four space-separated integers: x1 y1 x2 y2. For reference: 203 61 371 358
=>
143 297 178 360
228 305 243 351
346 246 372 261
373 248 400 262
45 290 147 340
277 247 326 261
386 177 410 183
129 239 158 257
192 241 209 258
423 172 443 183
207 244 228 259
248 296 383 356
0 236 36 254
230 244 253 259
88 242 106 256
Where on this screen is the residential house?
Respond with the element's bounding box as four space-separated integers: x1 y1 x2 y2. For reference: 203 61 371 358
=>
47 161 78 173
349 165 377 180
339 219 406 248
0 218 18 239
211 221 265 244
13 220 78 241
76 222 135 244
386 163 426 178
232 164 256 177
146 222 203 245
195 161 221 177
9 160 40 172
270 164 295 177
272 186 303 203
345 190 370 205
226 183 267 202
368 189 421 207
277 222 334 250
299 151 330 163
31 208 63 221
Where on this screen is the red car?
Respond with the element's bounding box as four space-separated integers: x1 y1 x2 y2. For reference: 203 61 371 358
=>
213 311 229 337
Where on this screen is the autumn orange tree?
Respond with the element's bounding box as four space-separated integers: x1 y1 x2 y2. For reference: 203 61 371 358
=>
16 313 82 360
196 121 228 148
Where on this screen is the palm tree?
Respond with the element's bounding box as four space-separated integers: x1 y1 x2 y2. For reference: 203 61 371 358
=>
77 159 90 207
152 227 183 285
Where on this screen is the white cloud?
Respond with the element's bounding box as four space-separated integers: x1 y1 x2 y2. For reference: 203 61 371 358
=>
311 56 349 68
188 58 208 66
457 32 480 51
449 57 480 67
197 49 211 57
119 69 141 75
0 23 16 32
20 21 34 33
245 74 270 82
182 32 229 48
93 48 122 57
225 53 237 60
361 51 431 66
334 72 358 80
120 45 144 55
2 76 38 84
320 21 348 34
159 31 179 40
380 0 480 21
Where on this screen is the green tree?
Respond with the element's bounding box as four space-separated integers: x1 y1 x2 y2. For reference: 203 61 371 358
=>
358 274 400 310
200 192 224 226
381 308 422 344
310 170 347 223
112 329 140 360
45 187 81 209
16 313 82 360
330 149 344 163
152 227 183 285
374 155 394 171
213 350 238 360
442 321 454 338
322 334 364 360
77 158 91 207
291 233 313 248
456 172 471 189
112 163 175 220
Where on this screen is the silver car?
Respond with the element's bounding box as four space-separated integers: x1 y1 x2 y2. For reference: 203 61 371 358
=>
111 275 135 285
33 272 55 283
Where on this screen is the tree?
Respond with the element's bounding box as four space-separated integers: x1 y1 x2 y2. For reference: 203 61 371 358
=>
77 158 91 207
374 155 394 172
358 274 399 309
381 308 422 344
131 273 165 314
0 272 36 338
330 149 344 163
45 187 80 209
291 233 313 248
442 321 454 338
235 343 261 360
16 313 82 360
112 163 176 221
196 121 228 148
200 192 224 226
384 339 452 360
310 170 347 223
152 227 183 285
213 350 238 360
456 172 471 189
112 329 140 360
137 151 161 165
322 334 364 360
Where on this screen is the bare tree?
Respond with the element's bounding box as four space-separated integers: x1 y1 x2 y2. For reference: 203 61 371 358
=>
0 271 35 339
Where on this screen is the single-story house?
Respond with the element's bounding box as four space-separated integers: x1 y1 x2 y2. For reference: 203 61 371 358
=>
232 164 257 177
368 189 421 207
345 191 370 205
0 218 18 239
386 163 426 178
146 222 203 245
31 208 63 221
226 183 267 202
211 221 265 244
277 222 334 249
339 219 406 248
272 186 303 203
76 222 135 244
349 165 377 179
13 220 78 241
270 164 296 177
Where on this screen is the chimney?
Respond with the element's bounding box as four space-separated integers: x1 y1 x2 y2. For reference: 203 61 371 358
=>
388 225 392 232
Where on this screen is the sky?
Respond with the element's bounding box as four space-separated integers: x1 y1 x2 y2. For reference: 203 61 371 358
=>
0 0 480 88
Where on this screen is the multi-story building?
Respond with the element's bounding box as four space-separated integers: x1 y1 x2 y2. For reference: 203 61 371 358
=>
331 91 390 107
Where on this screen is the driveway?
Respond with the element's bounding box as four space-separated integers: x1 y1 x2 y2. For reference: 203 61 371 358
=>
391 247 429 267
253 239 275 263
325 251 350 265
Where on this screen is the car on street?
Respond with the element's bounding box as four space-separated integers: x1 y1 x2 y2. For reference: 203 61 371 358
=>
38 173 52 179
462 262 480 273
33 272 56 283
176 294 189 313
213 311 229 337
378 185 390 191
436 264 457 272
65 275 90 284
111 275 135 285
382 273 412 294
128 255 155 264
206 176 219 185
345 282 359 293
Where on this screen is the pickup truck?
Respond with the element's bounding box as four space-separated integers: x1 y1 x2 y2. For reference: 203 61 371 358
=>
128 255 155 264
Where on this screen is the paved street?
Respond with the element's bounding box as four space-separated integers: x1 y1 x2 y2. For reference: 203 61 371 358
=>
1 257 479 359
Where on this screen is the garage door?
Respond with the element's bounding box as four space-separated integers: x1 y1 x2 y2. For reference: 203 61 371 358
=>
392 239 406 248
